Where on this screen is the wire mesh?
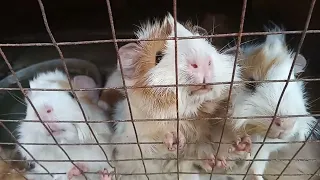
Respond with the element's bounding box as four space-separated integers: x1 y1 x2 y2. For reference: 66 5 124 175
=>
0 0 319 179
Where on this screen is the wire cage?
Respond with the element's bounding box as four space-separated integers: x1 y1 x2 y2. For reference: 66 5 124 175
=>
0 0 319 180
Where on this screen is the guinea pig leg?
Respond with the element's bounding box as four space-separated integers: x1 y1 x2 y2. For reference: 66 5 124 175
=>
164 131 186 151
67 163 88 179
99 168 113 180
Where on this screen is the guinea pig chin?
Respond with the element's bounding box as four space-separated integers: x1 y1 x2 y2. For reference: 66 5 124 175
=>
189 84 212 95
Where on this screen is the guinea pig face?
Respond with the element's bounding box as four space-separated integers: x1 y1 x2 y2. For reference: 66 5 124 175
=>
25 71 100 143
232 33 311 139
25 85 82 143
117 13 239 109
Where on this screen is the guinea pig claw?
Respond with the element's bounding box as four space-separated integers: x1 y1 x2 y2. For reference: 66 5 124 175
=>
99 169 113 180
215 156 228 169
164 131 186 151
67 163 88 180
232 135 252 153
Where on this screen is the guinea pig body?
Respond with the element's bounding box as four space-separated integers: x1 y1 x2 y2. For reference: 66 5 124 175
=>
17 70 114 180
108 13 242 180
225 29 317 180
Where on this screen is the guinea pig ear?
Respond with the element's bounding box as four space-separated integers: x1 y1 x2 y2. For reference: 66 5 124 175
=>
117 43 140 79
294 54 307 74
72 75 99 103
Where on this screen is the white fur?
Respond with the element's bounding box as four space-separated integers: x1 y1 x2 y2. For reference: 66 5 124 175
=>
18 70 114 180
109 13 241 180
230 33 316 179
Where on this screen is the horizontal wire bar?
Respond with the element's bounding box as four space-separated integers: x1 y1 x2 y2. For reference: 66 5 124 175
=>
1 30 320 47
1 140 318 146
0 171 318 176
1 158 319 163
2 78 320 92
2 113 320 123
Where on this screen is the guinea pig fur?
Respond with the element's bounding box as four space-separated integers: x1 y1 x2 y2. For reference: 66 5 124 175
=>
225 28 317 180
17 70 114 180
109 13 241 180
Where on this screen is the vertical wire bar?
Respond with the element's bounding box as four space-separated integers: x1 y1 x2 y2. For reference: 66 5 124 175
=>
172 0 180 179
0 48 54 177
38 0 114 168
242 0 317 179
104 0 149 179
36 0 115 177
209 0 247 179
276 119 319 180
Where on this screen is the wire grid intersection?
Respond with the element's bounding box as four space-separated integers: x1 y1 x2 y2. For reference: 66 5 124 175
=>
0 0 319 179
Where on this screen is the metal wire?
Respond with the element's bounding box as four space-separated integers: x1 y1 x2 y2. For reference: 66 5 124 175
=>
172 0 180 179
242 0 318 179
104 0 148 179
0 1 320 179
0 149 27 180
2 30 320 47
210 0 248 179
35 0 115 179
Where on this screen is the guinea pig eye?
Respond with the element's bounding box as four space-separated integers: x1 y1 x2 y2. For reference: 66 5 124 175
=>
246 77 257 91
68 92 75 99
155 51 163 64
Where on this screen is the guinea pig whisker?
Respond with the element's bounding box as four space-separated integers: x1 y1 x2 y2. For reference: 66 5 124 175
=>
6 90 26 106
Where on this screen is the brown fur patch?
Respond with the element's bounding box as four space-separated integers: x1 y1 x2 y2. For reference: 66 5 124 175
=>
131 17 177 109
239 48 281 81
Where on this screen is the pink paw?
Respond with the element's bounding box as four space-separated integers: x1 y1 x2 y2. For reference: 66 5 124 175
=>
164 131 186 151
99 168 113 180
229 135 252 154
203 154 228 171
67 163 88 180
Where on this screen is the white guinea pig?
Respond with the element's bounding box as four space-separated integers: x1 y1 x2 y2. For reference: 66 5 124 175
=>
225 29 317 180
17 70 114 180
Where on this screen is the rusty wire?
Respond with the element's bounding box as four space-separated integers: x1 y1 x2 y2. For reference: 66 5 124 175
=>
242 0 318 179
104 0 148 179
210 0 248 179
1 157 320 163
3 78 320 92
2 30 320 47
172 0 180 179
0 0 320 180
0 171 318 177
36 0 115 179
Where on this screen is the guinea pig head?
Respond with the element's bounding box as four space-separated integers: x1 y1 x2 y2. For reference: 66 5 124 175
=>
231 31 315 140
25 70 100 143
115 13 238 116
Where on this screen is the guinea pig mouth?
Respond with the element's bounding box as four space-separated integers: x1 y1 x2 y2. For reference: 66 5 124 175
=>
47 128 66 136
267 130 288 139
189 85 212 95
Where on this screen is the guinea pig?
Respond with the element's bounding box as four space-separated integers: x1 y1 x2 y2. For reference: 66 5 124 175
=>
17 70 114 180
224 28 317 180
108 13 242 180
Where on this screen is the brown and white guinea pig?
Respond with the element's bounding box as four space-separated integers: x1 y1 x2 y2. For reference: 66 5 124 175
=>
17 70 114 180
223 28 317 180
0 147 26 180
108 13 241 180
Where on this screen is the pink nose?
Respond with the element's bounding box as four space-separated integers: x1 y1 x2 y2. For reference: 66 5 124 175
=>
273 117 294 130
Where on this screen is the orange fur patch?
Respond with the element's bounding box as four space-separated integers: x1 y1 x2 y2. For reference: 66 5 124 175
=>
131 18 176 110
240 48 281 81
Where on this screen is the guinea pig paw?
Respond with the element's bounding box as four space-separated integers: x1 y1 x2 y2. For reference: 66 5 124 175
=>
215 156 228 170
203 154 216 171
99 168 113 180
67 163 88 180
231 135 252 153
164 131 186 151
